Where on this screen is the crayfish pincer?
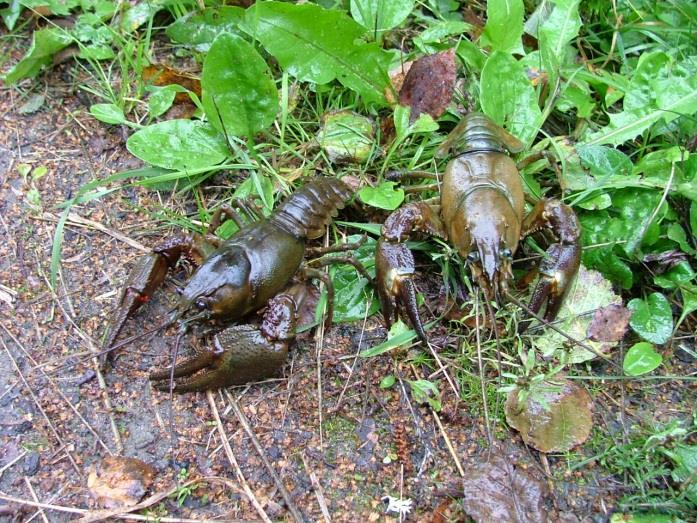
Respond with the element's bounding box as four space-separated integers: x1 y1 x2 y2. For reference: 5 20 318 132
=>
103 177 353 392
376 113 581 343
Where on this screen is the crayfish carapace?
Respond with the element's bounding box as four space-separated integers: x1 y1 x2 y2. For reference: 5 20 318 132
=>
375 113 581 343
104 177 354 392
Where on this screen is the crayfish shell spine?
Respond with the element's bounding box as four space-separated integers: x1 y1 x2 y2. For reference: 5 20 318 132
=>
270 178 352 240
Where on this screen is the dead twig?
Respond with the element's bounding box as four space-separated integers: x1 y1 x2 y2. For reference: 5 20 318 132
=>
206 390 273 523
301 453 332 523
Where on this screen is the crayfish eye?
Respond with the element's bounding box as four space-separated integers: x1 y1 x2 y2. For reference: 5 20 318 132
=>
467 251 480 263
195 297 208 311
501 248 513 259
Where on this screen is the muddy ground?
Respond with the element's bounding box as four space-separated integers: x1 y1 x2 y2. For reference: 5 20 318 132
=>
1 55 696 523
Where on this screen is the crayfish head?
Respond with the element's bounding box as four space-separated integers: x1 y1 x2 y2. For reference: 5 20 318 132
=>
178 245 253 323
465 224 516 304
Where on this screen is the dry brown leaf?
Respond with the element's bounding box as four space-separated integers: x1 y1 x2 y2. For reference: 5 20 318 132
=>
460 452 549 522
398 49 457 123
87 456 157 508
587 303 632 342
142 64 201 102
506 378 593 453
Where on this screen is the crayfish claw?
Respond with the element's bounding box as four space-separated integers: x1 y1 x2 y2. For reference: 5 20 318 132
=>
102 252 170 365
376 239 428 344
149 293 297 392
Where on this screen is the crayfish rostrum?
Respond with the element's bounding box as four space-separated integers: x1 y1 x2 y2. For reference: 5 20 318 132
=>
376 113 581 342
104 178 353 392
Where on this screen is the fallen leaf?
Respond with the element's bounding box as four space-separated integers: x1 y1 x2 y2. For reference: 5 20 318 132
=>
87 456 157 508
533 265 624 363
460 449 549 522
506 378 593 453
587 303 632 342
317 110 375 164
398 49 457 123
143 64 201 102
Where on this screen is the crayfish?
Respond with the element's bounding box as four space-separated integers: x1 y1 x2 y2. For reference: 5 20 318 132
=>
103 178 355 392
375 113 581 342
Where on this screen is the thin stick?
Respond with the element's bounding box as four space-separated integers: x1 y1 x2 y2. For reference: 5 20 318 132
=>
301 453 331 523
38 212 149 252
430 409 465 478
224 390 305 523
23 477 49 523
206 390 272 523
2 340 81 474
0 478 240 523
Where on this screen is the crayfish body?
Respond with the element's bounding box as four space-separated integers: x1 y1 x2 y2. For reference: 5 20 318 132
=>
376 113 581 342
104 178 352 392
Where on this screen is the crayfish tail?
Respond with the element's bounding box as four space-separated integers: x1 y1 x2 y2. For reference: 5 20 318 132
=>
271 178 352 240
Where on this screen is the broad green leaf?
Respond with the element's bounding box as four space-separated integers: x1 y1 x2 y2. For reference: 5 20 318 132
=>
393 105 438 140
653 261 696 290
456 38 486 72
666 444 697 504
580 212 634 288
359 181 404 210
126 120 229 171
506 379 593 453
586 55 697 146
481 0 523 54
379 375 396 389
323 235 379 322
147 85 189 119
89 103 128 125
317 111 375 164
166 7 244 51
414 20 471 52
623 342 662 376
480 51 542 145
1 0 21 30
665 224 696 256
691 201 697 238
577 145 633 178
118 0 166 33
242 1 390 103
627 292 673 344
3 28 72 85
350 0 414 35
201 33 278 138
538 0 581 86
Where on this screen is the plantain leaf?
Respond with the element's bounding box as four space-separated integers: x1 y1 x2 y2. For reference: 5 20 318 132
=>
480 51 542 145
201 33 279 138
538 0 581 86
242 1 390 103
3 28 72 85
585 54 697 146
126 120 229 171
480 0 524 54
166 6 244 51
350 0 414 36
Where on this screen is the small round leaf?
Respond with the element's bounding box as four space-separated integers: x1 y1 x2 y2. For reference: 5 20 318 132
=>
627 293 673 344
623 342 662 376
